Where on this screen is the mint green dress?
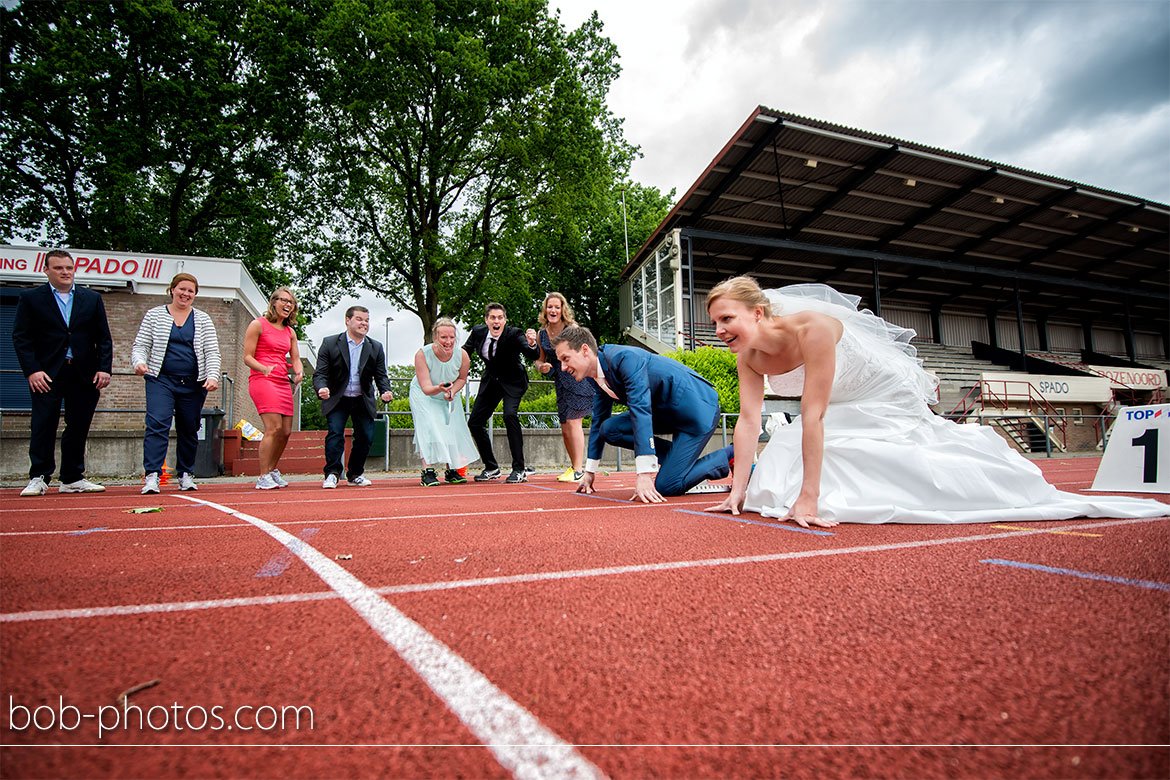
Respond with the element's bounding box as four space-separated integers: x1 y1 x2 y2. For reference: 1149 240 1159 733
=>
408 344 479 468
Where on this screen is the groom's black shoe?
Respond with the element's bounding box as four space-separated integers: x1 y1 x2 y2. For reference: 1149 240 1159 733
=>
505 469 527 483
475 468 501 482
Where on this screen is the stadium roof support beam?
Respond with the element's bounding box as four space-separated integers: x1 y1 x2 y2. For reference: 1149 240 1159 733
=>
949 186 1078 257
876 167 1001 297
1015 201 1148 269
679 227 1170 304
785 145 901 236
686 119 787 223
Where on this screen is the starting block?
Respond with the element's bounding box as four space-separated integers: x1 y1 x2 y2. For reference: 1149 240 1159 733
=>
685 481 732 494
1089 404 1169 493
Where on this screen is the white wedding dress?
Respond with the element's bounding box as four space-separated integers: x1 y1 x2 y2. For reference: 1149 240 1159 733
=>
743 285 1169 524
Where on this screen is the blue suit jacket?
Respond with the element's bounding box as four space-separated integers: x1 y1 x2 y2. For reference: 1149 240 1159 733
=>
12 283 113 381
586 345 719 461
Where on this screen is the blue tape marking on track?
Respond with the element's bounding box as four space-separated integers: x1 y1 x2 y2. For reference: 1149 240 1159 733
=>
68 527 109 536
255 528 319 578
673 509 835 536
528 482 633 504
531 481 636 507
981 558 1170 592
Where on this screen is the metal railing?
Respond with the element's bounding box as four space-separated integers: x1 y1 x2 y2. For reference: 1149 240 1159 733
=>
0 368 231 422
945 379 1068 451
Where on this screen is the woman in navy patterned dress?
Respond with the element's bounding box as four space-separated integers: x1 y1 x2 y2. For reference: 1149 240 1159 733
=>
533 292 593 482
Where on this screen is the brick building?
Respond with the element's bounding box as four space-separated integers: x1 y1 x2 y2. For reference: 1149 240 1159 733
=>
1 245 314 476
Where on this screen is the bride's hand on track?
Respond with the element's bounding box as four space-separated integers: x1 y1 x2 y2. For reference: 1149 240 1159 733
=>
704 490 744 515
781 495 838 528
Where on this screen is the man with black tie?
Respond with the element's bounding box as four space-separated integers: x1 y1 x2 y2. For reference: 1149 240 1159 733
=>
13 249 113 495
463 302 539 482
313 305 394 488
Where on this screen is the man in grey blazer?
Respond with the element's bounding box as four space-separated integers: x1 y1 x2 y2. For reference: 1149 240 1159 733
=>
313 306 393 488
12 249 113 496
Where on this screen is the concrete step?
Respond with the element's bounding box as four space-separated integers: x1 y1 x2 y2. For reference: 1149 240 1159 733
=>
230 454 333 477
225 428 356 476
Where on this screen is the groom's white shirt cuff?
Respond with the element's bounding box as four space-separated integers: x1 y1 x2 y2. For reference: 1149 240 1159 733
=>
584 455 657 474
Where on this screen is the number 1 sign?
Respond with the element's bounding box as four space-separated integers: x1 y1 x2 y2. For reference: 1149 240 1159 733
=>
1090 405 1170 493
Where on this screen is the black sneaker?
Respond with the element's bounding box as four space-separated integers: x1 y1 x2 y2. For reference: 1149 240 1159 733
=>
444 469 467 484
420 468 440 487
474 468 501 482
505 469 527 484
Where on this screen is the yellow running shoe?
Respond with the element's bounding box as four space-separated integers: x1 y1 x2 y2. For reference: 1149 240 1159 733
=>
557 468 580 482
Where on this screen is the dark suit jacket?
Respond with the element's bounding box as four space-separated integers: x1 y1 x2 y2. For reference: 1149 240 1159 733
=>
586 345 719 461
12 283 113 381
312 333 393 418
462 324 539 395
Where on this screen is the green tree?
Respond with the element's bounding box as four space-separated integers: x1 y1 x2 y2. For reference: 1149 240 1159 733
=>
298 0 633 339
524 179 672 343
0 0 322 290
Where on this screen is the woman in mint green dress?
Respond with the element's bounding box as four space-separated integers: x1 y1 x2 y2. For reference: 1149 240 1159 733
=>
409 318 479 485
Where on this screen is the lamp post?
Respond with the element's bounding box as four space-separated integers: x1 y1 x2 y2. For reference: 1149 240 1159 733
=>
384 315 394 347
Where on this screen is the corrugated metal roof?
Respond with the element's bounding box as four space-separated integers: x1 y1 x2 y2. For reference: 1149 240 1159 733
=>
628 106 1169 330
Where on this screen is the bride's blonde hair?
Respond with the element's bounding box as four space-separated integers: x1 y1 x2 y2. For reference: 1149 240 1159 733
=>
706 275 774 317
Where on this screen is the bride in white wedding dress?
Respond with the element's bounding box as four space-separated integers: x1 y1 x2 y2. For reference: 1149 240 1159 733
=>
703 276 1168 527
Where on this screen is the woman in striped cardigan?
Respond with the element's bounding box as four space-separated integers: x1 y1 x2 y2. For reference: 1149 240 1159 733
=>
131 273 221 494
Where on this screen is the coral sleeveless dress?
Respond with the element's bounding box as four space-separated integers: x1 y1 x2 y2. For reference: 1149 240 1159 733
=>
248 318 294 415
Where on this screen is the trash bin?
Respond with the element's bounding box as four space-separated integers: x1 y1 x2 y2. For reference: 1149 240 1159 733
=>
367 415 389 458
194 407 225 477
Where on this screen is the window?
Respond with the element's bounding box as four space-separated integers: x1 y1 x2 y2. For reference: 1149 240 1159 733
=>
624 235 680 344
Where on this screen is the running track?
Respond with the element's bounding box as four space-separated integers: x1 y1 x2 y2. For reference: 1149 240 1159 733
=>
1 458 1167 779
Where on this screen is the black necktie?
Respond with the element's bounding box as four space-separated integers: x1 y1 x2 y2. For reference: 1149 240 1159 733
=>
488 337 497 359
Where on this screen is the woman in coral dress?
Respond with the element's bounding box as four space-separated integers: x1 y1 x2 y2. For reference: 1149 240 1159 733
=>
244 287 303 489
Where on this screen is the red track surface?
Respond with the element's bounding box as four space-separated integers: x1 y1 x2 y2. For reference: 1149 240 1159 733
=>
2 458 1167 779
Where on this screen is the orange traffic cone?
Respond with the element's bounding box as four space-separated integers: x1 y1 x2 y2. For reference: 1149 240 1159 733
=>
159 465 174 487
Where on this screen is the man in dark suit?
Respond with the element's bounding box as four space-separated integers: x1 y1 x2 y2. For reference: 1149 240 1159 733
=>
462 302 539 482
553 325 733 503
13 249 113 495
313 305 393 488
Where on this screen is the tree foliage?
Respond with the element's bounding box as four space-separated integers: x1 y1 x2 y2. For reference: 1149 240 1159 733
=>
0 0 322 291
666 346 740 414
523 179 672 344
298 0 635 338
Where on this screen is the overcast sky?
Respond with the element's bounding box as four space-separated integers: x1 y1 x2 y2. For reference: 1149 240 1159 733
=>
311 0 1170 364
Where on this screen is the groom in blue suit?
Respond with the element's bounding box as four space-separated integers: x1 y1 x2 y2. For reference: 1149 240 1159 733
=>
552 326 732 503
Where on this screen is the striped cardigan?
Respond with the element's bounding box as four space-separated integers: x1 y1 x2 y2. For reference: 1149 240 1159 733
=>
130 305 222 381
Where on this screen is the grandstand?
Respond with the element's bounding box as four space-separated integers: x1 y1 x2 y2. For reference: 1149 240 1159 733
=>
620 106 1168 452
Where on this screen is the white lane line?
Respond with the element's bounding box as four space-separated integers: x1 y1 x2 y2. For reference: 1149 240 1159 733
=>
2 590 341 621
0 488 692 519
168 495 606 780
0 488 564 514
6 516 1165 624
0 499 717 537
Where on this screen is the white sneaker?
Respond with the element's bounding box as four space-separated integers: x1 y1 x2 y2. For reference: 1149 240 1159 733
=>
59 478 105 493
142 473 161 494
20 476 47 497
178 473 198 491
270 469 289 488
255 473 279 490
322 473 339 489
348 475 373 487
